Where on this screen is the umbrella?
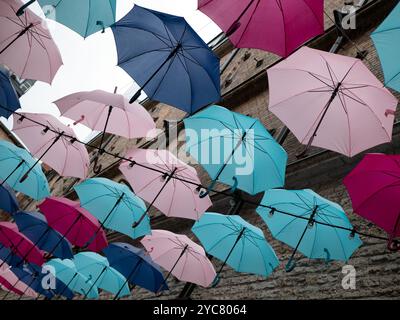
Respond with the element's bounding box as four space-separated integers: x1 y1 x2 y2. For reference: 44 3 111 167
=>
38 197 108 253
184 105 287 196
371 2 400 92
120 148 212 227
74 252 130 299
74 178 150 241
17 0 117 39
12 112 90 180
0 181 19 214
0 262 38 298
0 66 20 119
267 47 398 157
198 0 324 57
13 211 73 259
0 140 50 200
0 246 23 268
111 5 220 113
45 258 99 299
257 189 362 271
0 0 63 84
141 229 216 289
103 242 167 298
343 153 400 251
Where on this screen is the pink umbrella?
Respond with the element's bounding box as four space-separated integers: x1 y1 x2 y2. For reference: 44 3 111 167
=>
0 261 38 298
120 149 212 227
344 154 400 251
198 0 324 57
268 47 398 157
0 0 63 84
38 197 108 253
141 230 216 290
12 113 90 180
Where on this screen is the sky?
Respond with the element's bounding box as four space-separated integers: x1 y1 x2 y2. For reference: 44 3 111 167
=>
2 0 221 140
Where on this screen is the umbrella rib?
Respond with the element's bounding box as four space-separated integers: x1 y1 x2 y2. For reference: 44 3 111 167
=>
150 53 178 100
118 47 172 66
273 210 312 238
337 91 352 156
187 116 236 132
294 193 313 211
245 233 272 275
275 0 288 56
114 25 172 47
134 175 164 195
175 51 193 108
235 0 262 47
84 0 92 38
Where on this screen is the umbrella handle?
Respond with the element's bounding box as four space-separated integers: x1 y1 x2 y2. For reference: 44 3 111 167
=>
96 21 105 33
16 0 36 16
211 275 220 288
199 180 217 199
92 156 102 174
285 258 296 272
387 239 400 252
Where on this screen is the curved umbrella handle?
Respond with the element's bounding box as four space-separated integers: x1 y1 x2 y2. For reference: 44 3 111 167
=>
387 239 400 252
96 21 105 33
199 179 217 199
92 156 102 174
285 258 297 272
16 0 36 16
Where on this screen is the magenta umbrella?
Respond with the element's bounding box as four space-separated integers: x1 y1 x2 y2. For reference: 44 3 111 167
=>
120 149 212 227
12 113 90 180
0 261 38 298
344 154 400 251
0 0 63 84
268 47 398 157
198 0 324 57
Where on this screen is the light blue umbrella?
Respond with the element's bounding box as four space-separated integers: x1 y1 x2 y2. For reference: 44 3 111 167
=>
257 189 362 271
184 105 287 197
192 212 279 283
74 178 150 242
74 252 130 299
0 140 50 200
371 2 400 92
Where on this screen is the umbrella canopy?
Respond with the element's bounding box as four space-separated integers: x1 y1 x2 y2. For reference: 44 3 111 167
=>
192 213 279 278
0 0 63 84
371 2 400 92
74 252 130 298
12 113 90 180
0 66 20 119
38 197 108 252
0 181 19 214
120 148 212 225
0 140 50 200
111 5 220 113
198 0 324 57
141 229 216 288
268 47 398 157
0 262 38 298
13 211 74 259
257 189 362 271
103 242 167 294
0 246 23 268
74 178 150 240
184 105 287 195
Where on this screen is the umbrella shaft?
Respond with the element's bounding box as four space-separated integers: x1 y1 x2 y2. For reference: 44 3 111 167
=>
56 272 78 300
16 0 36 16
113 261 141 300
0 160 25 186
217 228 245 275
18 275 37 300
47 214 81 256
0 23 34 55
84 267 107 299
215 134 245 182
16 228 51 268
98 106 113 152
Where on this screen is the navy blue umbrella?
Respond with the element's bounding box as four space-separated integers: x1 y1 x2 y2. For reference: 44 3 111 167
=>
13 211 73 259
112 5 220 113
0 67 20 119
0 245 23 267
103 242 167 298
0 181 19 214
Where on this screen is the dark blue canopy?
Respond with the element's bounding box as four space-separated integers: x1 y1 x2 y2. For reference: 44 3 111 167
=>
0 181 19 214
0 245 23 267
0 67 20 119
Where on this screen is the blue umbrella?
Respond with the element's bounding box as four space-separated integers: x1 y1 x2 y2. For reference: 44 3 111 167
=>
0 181 19 214
13 211 73 259
103 242 167 298
112 5 220 113
0 245 23 267
0 66 20 119
257 189 363 271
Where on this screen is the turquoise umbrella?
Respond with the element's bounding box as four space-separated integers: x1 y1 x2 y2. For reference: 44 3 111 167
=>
257 189 362 271
371 2 400 92
74 178 150 241
74 252 130 299
184 105 287 197
192 212 279 283
0 141 49 200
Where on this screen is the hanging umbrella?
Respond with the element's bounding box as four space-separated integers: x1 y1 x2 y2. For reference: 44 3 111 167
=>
111 5 221 113
0 181 19 214
13 211 73 259
0 66 20 119
38 197 108 253
103 242 167 298
12 112 90 180
192 212 279 282
198 0 324 57
267 47 398 157
0 246 23 268
74 252 130 299
141 230 216 289
344 153 400 250
0 0 63 84
74 178 150 242
120 148 212 227
0 140 50 200
257 189 362 271
0 262 38 298
371 2 400 92
184 105 287 196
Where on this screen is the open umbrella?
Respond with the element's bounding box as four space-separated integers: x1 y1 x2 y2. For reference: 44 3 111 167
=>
0 181 19 214
112 5 220 113
371 2 400 92
120 148 212 227
0 140 50 200
0 66 20 119
0 262 38 298
184 105 287 196
12 113 90 180
0 0 63 84
0 246 23 268
257 189 362 271
268 47 398 157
